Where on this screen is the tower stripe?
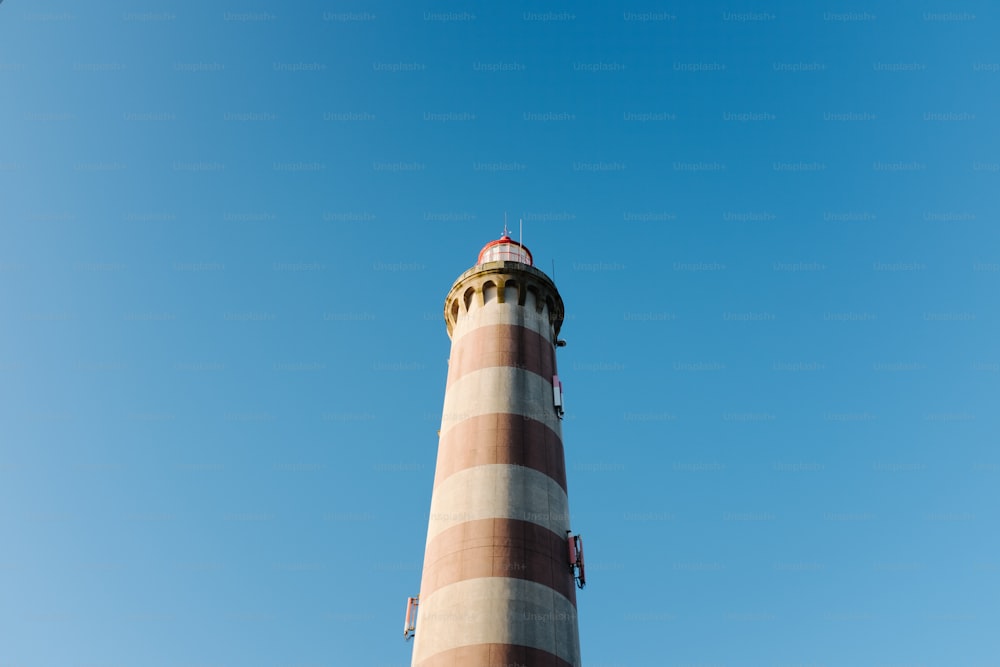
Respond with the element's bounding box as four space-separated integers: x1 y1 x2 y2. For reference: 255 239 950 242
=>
452 294 555 344
425 464 570 543
412 577 582 667
418 517 578 604
446 323 556 388
433 413 567 492
416 643 574 667
440 366 562 437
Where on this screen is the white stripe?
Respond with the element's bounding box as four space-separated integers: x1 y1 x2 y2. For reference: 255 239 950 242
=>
440 366 562 436
413 577 581 667
425 464 571 543
452 290 554 343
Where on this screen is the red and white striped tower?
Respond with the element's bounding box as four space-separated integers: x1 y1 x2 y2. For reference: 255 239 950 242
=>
406 234 584 667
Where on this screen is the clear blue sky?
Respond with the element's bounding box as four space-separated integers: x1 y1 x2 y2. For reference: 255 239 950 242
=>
2 1 998 665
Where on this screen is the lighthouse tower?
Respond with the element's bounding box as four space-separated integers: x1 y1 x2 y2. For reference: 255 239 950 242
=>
405 234 585 667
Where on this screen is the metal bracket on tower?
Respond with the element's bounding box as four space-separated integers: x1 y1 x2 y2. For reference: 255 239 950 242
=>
403 595 419 640
552 374 564 419
567 533 586 589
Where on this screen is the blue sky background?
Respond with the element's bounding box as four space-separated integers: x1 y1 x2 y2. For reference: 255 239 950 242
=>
2 1 999 665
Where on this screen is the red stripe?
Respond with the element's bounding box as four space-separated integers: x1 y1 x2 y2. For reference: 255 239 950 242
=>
419 518 578 606
446 323 555 388
433 413 567 492
417 643 574 667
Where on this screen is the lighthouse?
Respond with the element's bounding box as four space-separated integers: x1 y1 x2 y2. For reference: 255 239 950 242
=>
405 233 585 667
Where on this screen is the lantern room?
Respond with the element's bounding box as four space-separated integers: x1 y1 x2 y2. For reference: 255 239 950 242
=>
477 234 533 266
